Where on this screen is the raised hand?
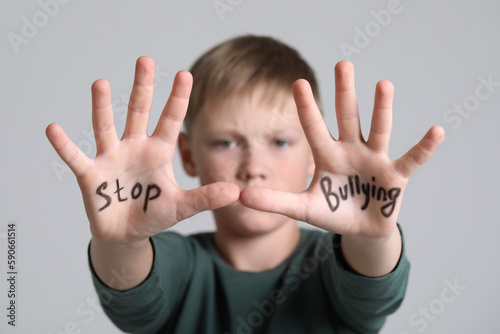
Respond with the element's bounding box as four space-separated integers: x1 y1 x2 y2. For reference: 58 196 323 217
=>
240 61 444 239
46 57 239 245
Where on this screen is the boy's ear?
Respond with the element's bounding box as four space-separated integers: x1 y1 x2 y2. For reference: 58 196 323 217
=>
178 132 197 177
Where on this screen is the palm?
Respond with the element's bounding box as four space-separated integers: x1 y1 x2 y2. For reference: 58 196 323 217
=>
76 136 181 242
46 57 239 244
303 140 407 237
241 61 444 238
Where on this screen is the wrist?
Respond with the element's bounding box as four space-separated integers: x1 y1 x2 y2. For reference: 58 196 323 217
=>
340 224 402 277
342 223 399 245
90 236 154 291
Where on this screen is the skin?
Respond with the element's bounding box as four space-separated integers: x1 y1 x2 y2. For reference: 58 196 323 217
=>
45 56 444 290
178 85 314 271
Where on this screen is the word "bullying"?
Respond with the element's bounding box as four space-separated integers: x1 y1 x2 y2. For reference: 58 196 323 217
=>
320 175 401 218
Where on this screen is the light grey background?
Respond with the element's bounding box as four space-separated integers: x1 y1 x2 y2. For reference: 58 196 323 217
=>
1 0 499 333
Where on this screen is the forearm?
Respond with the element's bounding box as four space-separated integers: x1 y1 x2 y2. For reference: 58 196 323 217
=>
90 237 153 291
340 224 402 277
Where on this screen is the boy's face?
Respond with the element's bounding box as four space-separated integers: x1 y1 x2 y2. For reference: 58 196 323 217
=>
179 85 314 236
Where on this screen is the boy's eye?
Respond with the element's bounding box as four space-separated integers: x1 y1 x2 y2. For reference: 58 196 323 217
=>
273 139 289 147
215 140 236 148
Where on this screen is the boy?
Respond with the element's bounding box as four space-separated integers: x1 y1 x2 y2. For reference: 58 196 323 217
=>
46 35 444 333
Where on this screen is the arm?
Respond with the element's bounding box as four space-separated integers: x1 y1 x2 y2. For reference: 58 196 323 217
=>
341 224 401 277
87 232 195 333
326 225 410 332
241 60 444 277
89 237 153 290
46 57 240 292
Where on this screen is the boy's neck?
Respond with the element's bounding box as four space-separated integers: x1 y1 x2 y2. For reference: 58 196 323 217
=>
214 221 301 272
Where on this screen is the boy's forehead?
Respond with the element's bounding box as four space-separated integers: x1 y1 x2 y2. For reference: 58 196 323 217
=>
202 84 296 119
189 86 302 138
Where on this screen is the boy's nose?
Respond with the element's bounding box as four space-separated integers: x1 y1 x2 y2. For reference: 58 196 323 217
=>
236 146 267 183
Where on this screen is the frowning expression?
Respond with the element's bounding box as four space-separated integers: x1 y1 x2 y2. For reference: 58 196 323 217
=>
180 85 315 235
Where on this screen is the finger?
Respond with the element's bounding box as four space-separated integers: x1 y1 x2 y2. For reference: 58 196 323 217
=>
240 186 308 222
292 79 334 157
91 79 118 154
335 61 362 141
394 125 445 178
367 80 394 154
176 182 240 221
153 71 193 144
46 123 91 177
122 56 155 139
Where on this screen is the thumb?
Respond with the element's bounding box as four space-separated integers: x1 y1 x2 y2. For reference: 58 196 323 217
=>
177 182 240 221
240 186 308 222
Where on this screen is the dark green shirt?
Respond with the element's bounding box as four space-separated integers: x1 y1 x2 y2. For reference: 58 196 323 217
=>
88 226 410 333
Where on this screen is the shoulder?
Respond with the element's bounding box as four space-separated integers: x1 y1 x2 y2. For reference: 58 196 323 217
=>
298 227 335 249
152 230 214 242
151 230 216 255
300 227 331 239
288 228 337 264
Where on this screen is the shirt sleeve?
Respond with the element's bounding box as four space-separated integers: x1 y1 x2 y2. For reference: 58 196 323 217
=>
87 232 194 334
319 223 410 333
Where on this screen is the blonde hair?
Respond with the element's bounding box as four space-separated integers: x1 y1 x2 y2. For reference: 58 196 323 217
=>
185 35 321 133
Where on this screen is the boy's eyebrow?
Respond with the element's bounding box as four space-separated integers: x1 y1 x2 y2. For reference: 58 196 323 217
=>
201 125 305 142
